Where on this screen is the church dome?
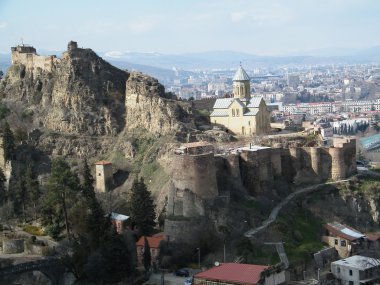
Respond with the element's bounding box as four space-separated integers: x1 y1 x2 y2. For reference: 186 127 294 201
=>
233 65 250 81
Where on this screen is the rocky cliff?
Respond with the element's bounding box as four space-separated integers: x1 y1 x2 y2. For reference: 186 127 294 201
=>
0 43 193 139
125 71 192 135
1 46 128 135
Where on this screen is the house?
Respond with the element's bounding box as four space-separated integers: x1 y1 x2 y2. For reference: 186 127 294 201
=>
193 263 286 285
322 222 365 258
109 212 130 234
136 233 166 268
331 255 380 285
210 65 271 136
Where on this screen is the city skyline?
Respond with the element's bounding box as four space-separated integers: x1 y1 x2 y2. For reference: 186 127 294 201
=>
0 0 380 55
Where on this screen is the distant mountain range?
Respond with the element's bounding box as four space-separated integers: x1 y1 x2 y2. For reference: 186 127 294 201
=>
1 46 380 79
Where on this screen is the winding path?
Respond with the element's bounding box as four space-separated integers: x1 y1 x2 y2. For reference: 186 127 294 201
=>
244 179 351 238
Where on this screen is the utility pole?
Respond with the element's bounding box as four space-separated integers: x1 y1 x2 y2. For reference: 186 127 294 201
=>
197 247 201 269
223 242 226 263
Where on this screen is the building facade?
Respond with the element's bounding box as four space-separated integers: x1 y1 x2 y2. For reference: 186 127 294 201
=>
322 222 365 258
331 255 380 285
210 65 271 135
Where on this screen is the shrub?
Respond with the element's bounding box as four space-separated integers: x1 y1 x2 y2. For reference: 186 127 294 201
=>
23 225 44 236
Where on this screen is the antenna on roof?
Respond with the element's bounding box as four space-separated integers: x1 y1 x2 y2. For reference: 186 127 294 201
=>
21 37 24 46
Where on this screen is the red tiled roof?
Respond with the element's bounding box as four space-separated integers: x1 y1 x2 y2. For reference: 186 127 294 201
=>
96 160 112 165
136 236 165 249
323 222 365 242
194 263 269 285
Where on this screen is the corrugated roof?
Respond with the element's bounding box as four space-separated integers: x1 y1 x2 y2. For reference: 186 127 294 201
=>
136 235 166 248
213 98 234 109
194 263 269 285
233 66 250 81
110 212 129 221
247 97 263 108
324 222 365 241
332 255 380 270
210 110 229 117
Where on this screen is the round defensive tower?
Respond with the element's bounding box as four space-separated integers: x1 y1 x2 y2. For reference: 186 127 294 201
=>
171 152 218 200
310 147 321 177
329 147 345 180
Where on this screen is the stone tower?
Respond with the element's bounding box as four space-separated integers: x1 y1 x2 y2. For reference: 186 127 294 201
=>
67 41 78 51
95 161 113 193
233 65 251 99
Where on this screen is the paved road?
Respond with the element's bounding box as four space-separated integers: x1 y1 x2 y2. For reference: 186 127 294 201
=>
244 179 351 237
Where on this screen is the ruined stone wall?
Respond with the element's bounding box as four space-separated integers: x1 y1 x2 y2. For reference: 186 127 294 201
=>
2 239 24 254
11 51 59 73
164 219 206 243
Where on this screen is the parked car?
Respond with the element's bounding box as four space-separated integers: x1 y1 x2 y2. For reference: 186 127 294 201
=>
184 277 192 285
175 268 190 277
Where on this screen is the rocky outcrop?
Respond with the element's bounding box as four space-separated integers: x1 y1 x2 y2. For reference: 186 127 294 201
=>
125 71 193 135
0 45 128 135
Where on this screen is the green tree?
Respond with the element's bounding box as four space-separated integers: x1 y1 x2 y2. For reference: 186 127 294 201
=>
14 177 27 222
129 178 156 235
81 159 110 250
2 122 15 162
0 168 6 206
25 162 40 222
143 237 151 272
44 158 80 240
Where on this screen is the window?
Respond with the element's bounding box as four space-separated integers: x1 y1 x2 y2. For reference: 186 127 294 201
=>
337 267 340 273
248 121 251 126
341 240 346 247
98 173 101 176
236 109 240 116
232 109 235 117
349 270 353 276
349 281 353 285
335 239 338 245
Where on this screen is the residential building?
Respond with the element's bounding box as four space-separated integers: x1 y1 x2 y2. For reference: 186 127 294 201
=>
110 212 130 234
193 263 286 285
322 222 366 258
331 255 380 285
136 234 166 268
210 65 271 135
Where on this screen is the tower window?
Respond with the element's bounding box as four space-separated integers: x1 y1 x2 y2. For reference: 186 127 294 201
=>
98 173 101 176
232 109 235 117
236 109 240 116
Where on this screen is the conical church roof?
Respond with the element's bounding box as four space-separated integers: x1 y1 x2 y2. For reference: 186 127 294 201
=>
233 65 250 81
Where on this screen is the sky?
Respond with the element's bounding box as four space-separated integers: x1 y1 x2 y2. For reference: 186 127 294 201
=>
0 0 380 55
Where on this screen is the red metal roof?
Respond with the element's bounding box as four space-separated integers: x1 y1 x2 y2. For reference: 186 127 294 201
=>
194 263 269 285
323 222 365 242
136 236 165 249
95 160 112 165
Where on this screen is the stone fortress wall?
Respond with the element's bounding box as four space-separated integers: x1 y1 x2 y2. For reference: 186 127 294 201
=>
165 137 356 241
11 45 61 73
166 137 357 218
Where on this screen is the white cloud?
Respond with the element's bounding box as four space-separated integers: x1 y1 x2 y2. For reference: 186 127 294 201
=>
0 23 7 31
